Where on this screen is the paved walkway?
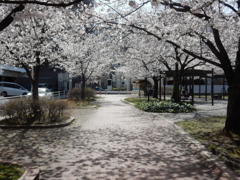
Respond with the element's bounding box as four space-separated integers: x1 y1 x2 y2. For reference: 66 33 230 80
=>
155 97 228 122
0 95 230 179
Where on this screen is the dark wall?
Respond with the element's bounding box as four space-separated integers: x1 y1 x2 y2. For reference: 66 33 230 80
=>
16 66 66 91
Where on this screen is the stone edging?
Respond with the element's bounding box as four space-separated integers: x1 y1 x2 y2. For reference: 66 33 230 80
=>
0 117 75 129
0 159 40 180
122 98 238 180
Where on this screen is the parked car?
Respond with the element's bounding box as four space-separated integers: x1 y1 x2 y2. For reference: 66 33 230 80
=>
0 81 29 97
38 83 53 91
27 88 53 99
38 83 47 88
92 87 104 91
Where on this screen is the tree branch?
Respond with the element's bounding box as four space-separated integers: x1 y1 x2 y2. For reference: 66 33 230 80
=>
0 4 25 31
128 24 222 68
0 0 83 7
160 1 212 20
0 0 84 31
219 0 240 16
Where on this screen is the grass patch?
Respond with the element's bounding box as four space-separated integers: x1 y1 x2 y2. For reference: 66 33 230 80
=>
0 162 25 180
176 116 240 176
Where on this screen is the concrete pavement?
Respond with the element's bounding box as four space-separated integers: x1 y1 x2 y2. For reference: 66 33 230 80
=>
0 94 235 179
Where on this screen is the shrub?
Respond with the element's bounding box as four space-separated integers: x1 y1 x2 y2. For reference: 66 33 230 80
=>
67 88 81 100
0 98 31 123
84 87 95 98
0 98 70 125
67 87 95 100
47 100 69 122
135 101 196 113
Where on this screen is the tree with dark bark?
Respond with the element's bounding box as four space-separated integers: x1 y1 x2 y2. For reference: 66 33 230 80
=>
115 33 204 102
60 32 111 100
158 47 204 103
95 0 240 133
1 9 63 100
0 0 84 31
157 0 240 134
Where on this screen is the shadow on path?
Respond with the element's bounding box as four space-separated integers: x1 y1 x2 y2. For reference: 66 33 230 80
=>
0 95 226 179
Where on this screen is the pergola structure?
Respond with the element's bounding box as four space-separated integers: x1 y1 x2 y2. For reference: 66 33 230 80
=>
160 68 227 105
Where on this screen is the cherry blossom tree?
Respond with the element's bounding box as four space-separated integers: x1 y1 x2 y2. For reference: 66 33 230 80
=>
116 33 164 98
96 0 240 133
1 5 79 98
0 0 85 31
60 32 112 99
116 33 205 101
0 1 94 98
151 0 240 134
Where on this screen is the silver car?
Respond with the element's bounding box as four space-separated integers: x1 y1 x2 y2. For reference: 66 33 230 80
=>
0 81 29 97
27 88 53 99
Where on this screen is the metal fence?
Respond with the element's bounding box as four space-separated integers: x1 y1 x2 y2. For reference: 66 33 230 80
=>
52 91 68 99
0 91 68 101
0 91 69 117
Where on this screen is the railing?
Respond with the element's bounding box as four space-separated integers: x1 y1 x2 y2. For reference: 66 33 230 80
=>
0 91 69 101
52 91 68 99
0 94 25 102
0 91 68 117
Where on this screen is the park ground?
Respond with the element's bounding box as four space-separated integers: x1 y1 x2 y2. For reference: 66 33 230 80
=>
0 94 238 180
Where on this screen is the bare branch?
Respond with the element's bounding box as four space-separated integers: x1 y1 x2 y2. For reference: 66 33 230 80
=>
0 0 83 7
160 1 212 20
219 0 240 16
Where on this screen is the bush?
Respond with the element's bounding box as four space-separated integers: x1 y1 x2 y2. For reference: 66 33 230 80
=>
0 98 32 123
135 101 196 113
47 100 69 122
84 87 95 98
0 98 70 124
67 87 95 100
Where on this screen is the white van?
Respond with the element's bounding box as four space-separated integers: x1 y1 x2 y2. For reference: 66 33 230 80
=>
0 82 29 97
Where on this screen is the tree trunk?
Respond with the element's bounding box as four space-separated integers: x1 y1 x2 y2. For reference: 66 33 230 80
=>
32 65 42 122
32 80 39 101
171 75 181 103
153 76 158 99
81 74 86 100
224 37 240 134
171 63 181 103
31 65 40 101
225 85 240 134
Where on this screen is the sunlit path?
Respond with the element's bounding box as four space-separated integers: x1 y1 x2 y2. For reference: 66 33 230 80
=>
0 95 221 179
